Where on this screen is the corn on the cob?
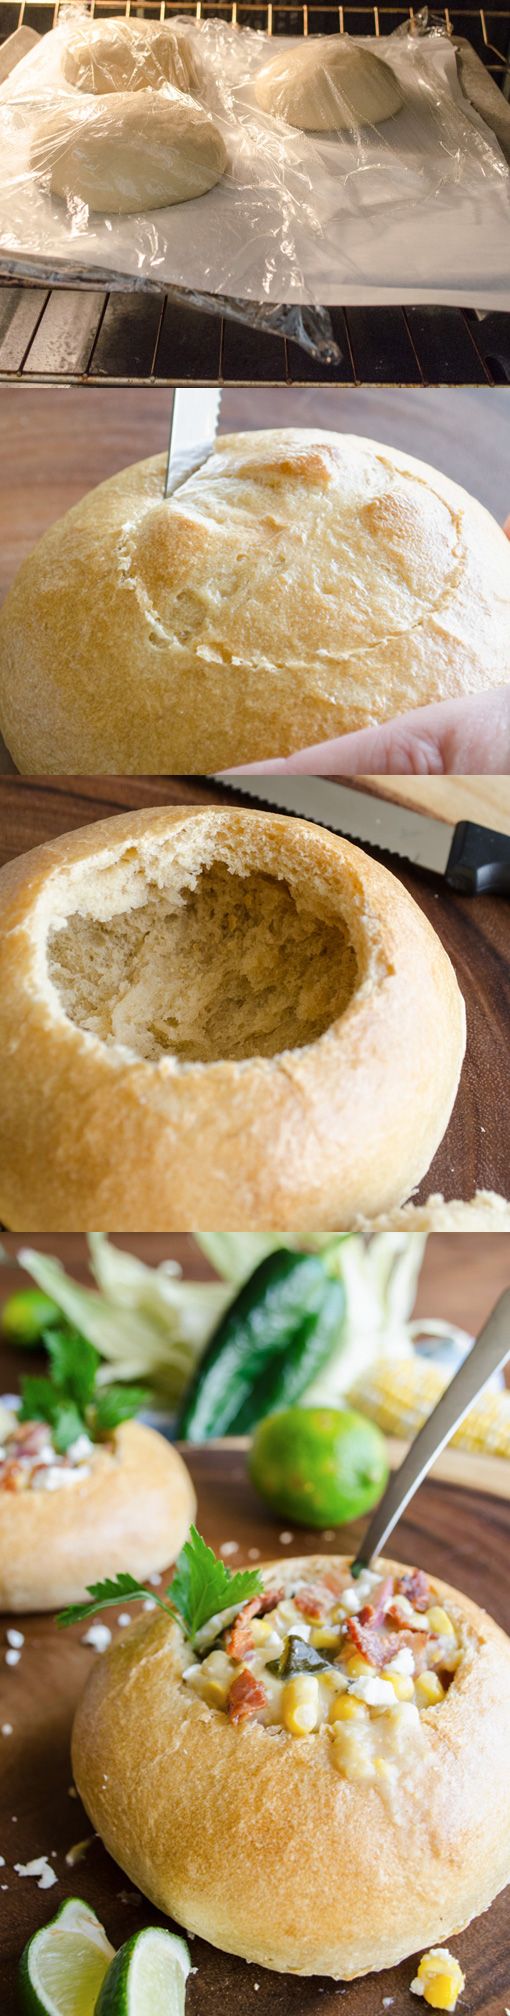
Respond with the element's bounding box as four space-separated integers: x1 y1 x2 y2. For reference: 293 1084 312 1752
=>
350 1360 510 1458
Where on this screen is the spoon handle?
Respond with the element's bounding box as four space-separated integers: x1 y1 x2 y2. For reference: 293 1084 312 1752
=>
351 1287 510 1575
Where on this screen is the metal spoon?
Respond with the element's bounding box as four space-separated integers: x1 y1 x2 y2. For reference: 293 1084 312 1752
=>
351 1287 510 1576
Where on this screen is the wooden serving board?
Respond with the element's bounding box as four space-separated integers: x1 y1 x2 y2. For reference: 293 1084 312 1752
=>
0 776 509 1208
0 1443 509 2016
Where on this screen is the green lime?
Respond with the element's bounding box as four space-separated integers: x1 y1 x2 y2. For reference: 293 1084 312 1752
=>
95 1929 191 2016
249 1404 389 1528
18 1897 115 2016
2 1289 60 1346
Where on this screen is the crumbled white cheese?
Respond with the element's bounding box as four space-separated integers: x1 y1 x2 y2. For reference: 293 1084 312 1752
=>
81 1624 111 1653
279 1532 294 1545
32 1464 91 1492
338 1589 360 1615
219 1541 239 1557
15 1857 58 1891
5 1650 21 1668
386 1647 415 1677
0 1857 5 1868
1 1725 12 1737
6 1630 24 1651
117 1613 132 1629
287 1623 311 1643
350 1675 396 1708
67 1434 94 1462
142 1599 157 1613
248 1548 261 1561
147 1572 162 1586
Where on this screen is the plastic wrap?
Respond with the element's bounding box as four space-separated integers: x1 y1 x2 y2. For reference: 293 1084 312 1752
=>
0 10 509 360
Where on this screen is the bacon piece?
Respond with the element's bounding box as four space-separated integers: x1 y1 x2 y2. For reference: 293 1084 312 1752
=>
228 1669 267 1725
387 1601 430 1632
395 1569 431 1613
347 1616 402 1670
12 1421 50 1457
322 1570 350 1598
358 1576 393 1630
224 1588 284 1661
294 1584 336 1621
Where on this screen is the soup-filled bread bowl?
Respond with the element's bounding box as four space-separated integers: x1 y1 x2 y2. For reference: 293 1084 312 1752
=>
71 1551 510 1977
0 429 509 771
0 804 465 1230
0 1408 195 1611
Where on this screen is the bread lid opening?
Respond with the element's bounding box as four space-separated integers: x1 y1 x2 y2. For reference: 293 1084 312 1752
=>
42 821 365 1068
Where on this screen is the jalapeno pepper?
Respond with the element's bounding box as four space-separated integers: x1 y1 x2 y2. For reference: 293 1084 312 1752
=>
177 1248 345 1442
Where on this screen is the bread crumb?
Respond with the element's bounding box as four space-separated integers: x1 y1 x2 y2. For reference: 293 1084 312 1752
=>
65 1836 95 1867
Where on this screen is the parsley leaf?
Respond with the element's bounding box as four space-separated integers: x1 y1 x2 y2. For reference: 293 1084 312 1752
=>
57 1529 264 1644
167 1526 263 1641
18 1376 84 1454
45 1327 100 1411
57 1573 159 1629
93 1384 150 1435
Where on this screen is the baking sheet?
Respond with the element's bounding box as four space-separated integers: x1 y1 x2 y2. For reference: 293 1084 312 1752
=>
0 21 509 312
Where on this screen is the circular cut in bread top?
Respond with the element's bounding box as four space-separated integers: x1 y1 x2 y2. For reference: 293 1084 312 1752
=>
0 431 508 773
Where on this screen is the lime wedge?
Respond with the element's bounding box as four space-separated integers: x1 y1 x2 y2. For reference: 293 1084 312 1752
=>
95 1929 192 2016
19 1897 115 2016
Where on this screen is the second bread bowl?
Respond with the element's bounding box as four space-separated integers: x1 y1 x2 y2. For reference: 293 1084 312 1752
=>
0 803 465 1230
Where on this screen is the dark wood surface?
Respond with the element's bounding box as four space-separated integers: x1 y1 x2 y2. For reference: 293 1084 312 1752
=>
0 1442 509 2013
0 775 509 1208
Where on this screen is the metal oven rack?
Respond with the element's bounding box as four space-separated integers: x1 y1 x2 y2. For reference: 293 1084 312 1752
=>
0 0 509 383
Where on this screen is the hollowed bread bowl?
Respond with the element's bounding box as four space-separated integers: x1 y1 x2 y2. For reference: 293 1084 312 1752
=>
0 803 465 1230
0 1423 195 1612
71 1552 510 1977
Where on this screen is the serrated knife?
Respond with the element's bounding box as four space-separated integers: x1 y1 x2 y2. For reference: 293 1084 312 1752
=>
215 774 510 895
164 386 221 496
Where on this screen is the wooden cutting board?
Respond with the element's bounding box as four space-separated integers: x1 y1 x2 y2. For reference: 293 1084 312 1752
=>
0 776 509 1206
0 1443 509 2015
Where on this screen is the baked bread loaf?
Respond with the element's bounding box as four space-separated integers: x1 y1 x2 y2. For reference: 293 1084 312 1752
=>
255 38 403 131
29 89 226 214
72 1552 510 1976
0 1420 195 1612
0 430 508 774
0 803 465 1231
61 16 199 97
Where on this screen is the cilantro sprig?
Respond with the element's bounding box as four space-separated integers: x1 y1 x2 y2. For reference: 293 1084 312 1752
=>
18 1325 149 1455
57 1526 264 1642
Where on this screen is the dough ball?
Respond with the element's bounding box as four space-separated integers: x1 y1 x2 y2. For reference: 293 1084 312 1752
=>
29 89 227 213
62 16 199 97
255 37 403 132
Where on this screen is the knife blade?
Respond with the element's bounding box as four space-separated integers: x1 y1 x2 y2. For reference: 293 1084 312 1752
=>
214 774 510 896
164 386 221 498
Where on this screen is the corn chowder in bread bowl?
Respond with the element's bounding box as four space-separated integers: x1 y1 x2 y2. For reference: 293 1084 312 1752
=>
0 804 465 1232
0 1401 195 1612
71 1546 510 1979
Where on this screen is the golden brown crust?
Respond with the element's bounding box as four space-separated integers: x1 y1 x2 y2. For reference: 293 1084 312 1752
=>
0 803 465 1230
0 1423 195 1612
0 431 508 772
71 1552 510 1977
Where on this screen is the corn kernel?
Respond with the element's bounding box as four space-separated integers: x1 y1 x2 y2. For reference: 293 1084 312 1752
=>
282 1674 320 1736
320 1668 348 1693
329 1695 368 1724
344 1652 372 1678
311 1626 341 1650
251 1618 273 1644
415 1672 445 1707
386 1672 415 1701
411 1949 465 2012
426 1607 455 1637
201 1678 230 1708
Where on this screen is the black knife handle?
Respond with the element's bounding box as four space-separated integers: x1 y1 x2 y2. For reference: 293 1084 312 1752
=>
446 821 510 895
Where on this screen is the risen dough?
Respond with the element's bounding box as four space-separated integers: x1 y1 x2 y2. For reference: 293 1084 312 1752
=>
62 16 199 97
30 89 227 213
255 37 403 131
